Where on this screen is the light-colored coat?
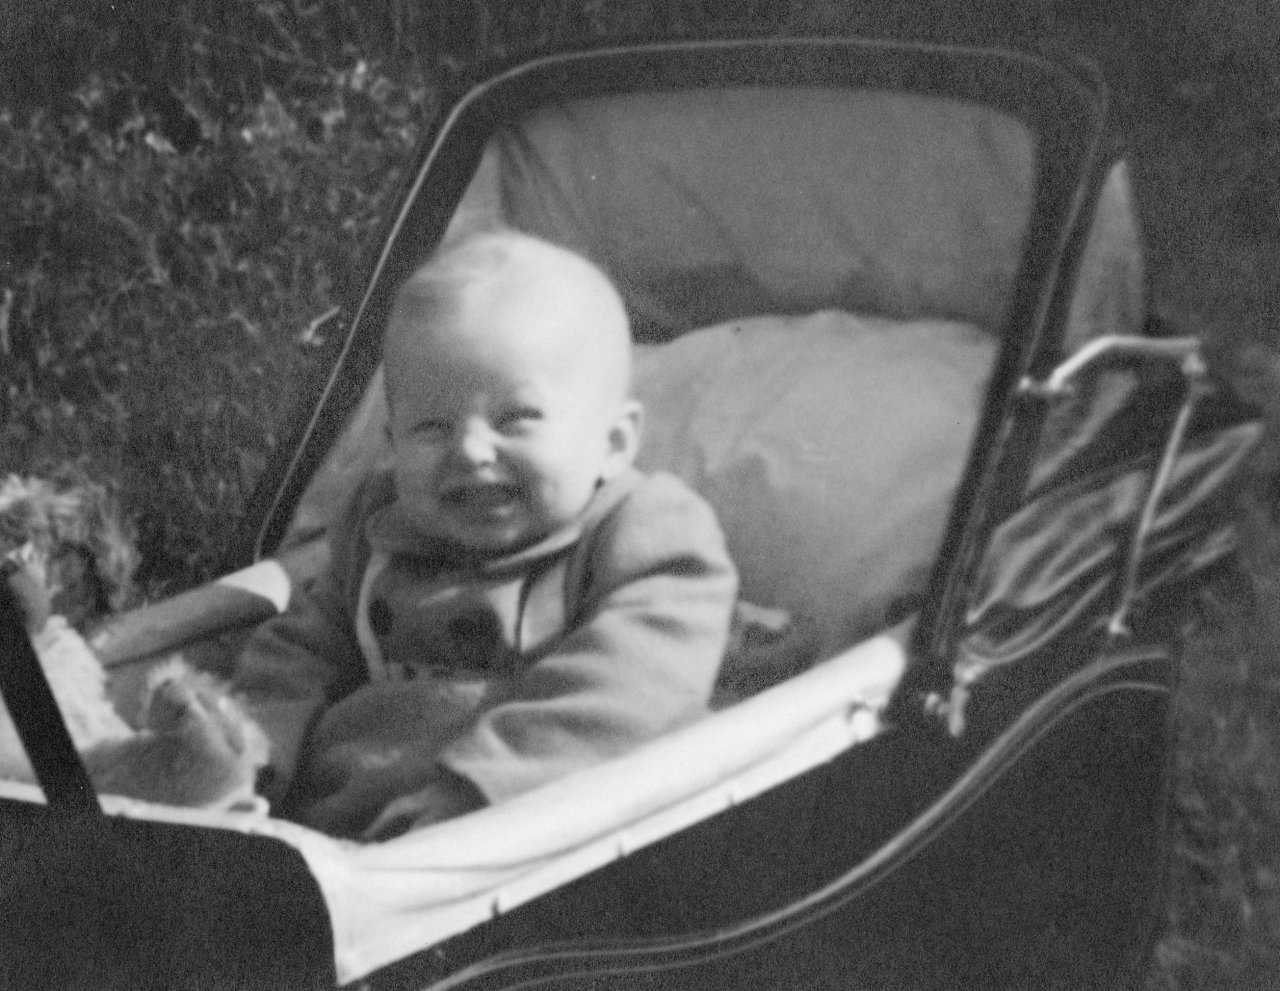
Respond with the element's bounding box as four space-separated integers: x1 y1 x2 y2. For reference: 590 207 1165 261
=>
234 467 737 838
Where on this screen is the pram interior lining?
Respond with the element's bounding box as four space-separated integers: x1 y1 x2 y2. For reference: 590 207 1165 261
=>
455 87 1034 339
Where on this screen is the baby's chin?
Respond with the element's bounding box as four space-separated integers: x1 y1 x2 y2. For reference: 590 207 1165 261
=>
421 509 553 560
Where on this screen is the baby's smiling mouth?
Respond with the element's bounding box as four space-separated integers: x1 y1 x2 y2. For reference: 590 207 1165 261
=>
441 481 520 514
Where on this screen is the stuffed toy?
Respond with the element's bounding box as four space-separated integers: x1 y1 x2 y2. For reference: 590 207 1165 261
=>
0 473 268 812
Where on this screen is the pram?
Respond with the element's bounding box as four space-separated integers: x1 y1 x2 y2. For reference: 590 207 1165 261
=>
0 36 1261 991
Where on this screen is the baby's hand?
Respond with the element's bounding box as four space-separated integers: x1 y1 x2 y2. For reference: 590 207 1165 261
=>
2 544 52 634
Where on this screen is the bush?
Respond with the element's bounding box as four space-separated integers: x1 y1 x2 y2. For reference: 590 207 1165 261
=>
0 55 428 590
1152 489 1280 989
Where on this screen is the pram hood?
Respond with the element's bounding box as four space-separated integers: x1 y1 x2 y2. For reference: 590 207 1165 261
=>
266 39 1145 660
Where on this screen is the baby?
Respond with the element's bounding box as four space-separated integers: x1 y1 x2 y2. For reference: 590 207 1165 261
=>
234 230 738 840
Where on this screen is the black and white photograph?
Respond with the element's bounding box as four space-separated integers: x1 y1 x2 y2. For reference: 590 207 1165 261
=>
1 2 1278 988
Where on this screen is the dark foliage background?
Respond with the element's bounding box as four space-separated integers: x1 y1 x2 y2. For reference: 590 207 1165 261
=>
1 1 1278 986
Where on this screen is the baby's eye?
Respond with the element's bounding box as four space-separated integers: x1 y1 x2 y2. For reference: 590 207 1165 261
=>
495 407 543 434
409 418 452 440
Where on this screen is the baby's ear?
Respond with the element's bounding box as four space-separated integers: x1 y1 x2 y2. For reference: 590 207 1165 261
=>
601 399 644 480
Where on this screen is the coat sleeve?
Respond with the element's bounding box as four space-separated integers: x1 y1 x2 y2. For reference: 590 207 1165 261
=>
231 482 380 797
440 473 738 804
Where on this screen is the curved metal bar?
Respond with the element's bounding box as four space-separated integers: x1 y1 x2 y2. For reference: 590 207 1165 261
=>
1108 359 1211 637
1018 334 1204 398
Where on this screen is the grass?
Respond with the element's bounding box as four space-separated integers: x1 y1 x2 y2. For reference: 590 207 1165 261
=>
1158 505 1280 988
1 1 1278 987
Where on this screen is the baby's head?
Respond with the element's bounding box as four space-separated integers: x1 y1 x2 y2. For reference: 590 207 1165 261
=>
383 230 642 555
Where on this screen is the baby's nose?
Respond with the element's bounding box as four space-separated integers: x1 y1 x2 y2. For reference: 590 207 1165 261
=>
456 417 498 465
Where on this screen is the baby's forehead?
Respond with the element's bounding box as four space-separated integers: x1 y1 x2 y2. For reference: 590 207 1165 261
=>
387 234 631 389
389 299 623 384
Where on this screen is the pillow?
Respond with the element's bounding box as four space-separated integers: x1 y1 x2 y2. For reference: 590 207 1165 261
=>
633 311 995 654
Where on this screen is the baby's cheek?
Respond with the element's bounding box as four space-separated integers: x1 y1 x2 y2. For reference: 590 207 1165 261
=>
537 476 594 525
396 467 441 510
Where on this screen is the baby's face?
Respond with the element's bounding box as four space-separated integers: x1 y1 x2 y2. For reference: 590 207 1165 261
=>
386 285 638 556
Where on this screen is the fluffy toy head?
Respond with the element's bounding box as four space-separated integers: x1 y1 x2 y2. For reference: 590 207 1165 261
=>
0 472 140 628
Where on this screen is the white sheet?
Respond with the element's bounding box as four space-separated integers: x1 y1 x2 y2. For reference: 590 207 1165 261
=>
0 625 907 984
